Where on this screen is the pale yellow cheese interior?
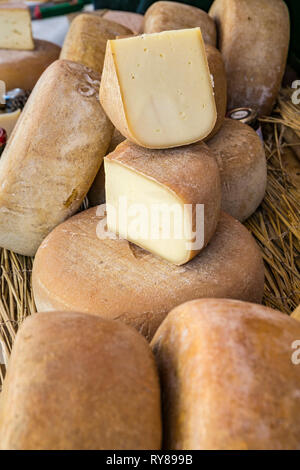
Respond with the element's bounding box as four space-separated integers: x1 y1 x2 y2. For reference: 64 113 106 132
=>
0 6 34 50
0 109 21 137
111 28 216 148
105 159 195 265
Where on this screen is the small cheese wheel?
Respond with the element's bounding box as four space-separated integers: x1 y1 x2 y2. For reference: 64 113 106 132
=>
0 108 20 138
0 312 162 450
207 118 267 221
105 140 221 265
103 10 144 34
205 44 227 140
144 1 216 46
88 128 125 207
60 14 131 74
151 298 300 450
32 207 264 341
0 60 113 256
0 39 60 91
209 0 290 116
100 28 217 149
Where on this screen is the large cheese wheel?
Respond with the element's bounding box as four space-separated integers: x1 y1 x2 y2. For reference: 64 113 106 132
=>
103 10 144 33
144 1 216 46
205 44 227 140
32 207 264 340
104 140 221 265
207 118 267 221
0 312 162 450
151 298 300 450
0 60 113 256
209 0 290 115
0 39 60 91
60 14 131 74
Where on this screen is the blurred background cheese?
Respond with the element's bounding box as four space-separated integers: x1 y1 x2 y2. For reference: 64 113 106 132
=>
209 0 290 115
151 298 300 450
0 312 162 450
0 108 20 137
103 9 144 33
100 28 217 148
0 3 34 50
32 207 264 341
144 1 216 46
60 14 131 74
105 140 221 265
0 60 113 256
0 39 60 91
207 118 267 221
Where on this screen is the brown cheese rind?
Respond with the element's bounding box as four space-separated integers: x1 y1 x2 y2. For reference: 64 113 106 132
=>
207 118 267 221
32 207 264 341
209 0 290 115
0 60 113 256
0 312 162 450
151 298 300 450
0 39 60 91
60 14 131 74
144 1 216 46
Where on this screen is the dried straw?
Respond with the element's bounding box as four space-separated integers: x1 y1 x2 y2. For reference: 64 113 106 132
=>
0 91 299 389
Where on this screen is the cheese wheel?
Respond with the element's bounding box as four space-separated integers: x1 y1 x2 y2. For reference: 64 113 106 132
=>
103 10 144 34
144 1 216 46
0 108 20 138
0 39 60 91
207 118 267 221
88 128 125 207
104 140 221 265
209 0 290 116
0 60 113 256
151 298 300 450
60 14 131 74
205 44 227 140
32 207 264 341
0 312 162 450
100 28 217 149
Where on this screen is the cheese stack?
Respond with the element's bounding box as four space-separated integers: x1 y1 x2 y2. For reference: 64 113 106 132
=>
0 4 60 91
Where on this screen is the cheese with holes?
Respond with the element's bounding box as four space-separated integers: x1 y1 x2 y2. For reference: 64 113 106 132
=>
60 14 131 74
32 207 264 341
144 1 216 46
0 312 162 450
0 109 20 137
105 140 221 265
151 298 300 450
209 0 290 116
100 28 217 149
0 3 34 50
207 118 267 221
0 60 113 256
0 39 60 91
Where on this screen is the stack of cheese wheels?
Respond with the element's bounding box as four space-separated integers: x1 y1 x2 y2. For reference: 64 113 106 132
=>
0 4 60 91
0 312 162 449
151 299 300 450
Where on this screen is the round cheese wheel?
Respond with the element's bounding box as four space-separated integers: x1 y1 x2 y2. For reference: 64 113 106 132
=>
0 39 60 91
0 60 113 256
209 0 290 116
151 298 300 450
32 207 264 340
144 1 217 46
0 311 162 450
207 118 267 221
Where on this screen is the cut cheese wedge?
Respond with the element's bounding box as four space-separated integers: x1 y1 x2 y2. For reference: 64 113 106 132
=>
100 28 217 149
32 207 265 341
104 140 221 265
0 3 34 50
